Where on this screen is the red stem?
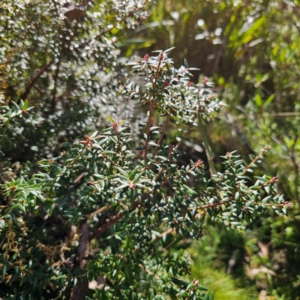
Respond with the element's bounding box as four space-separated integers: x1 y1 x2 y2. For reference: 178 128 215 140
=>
89 212 123 241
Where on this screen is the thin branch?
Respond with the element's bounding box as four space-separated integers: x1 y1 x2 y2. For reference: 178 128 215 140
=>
144 52 164 163
138 264 160 280
89 212 122 241
144 94 154 164
197 116 216 175
148 228 174 244
163 237 179 251
51 60 61 108
78 222 89 267
20 59 54 101
152 113 170 157
89 205 108 218
242 145 270 175
154 166 164 182
70 222 89 300
175 123 192 150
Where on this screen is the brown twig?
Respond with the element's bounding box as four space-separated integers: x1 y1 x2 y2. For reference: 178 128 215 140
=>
70 222 90 300
20 60 54 101
89 212 123 241
148 228 174 244
242 145 270 175
138 264 160 280
89 206 108 218
152 113 170 157
174 123 193 150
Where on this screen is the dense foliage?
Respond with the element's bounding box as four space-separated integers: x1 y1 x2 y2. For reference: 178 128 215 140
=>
0 0 292 299
125 0 299 298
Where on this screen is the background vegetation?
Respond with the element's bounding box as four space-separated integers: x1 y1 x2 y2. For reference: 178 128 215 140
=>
0 0 298 299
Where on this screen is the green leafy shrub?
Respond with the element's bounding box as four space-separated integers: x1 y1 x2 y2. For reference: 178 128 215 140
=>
125 1 299 297
1 49 286 299
0 1 287 299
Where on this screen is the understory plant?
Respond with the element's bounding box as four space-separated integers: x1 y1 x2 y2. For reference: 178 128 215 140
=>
0 49 286 299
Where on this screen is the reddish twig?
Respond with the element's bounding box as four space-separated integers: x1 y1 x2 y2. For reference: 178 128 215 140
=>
20 59 54 101
89 212 123 241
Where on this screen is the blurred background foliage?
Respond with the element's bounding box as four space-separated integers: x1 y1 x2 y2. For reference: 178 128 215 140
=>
119 0 300 298
1 0 299 298
1 0 148 164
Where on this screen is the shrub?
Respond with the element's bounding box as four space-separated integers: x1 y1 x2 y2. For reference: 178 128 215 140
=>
0 1 286 299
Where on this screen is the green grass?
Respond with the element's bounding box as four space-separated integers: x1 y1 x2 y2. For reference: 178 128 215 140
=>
191 262 257 299
188 237 258 300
